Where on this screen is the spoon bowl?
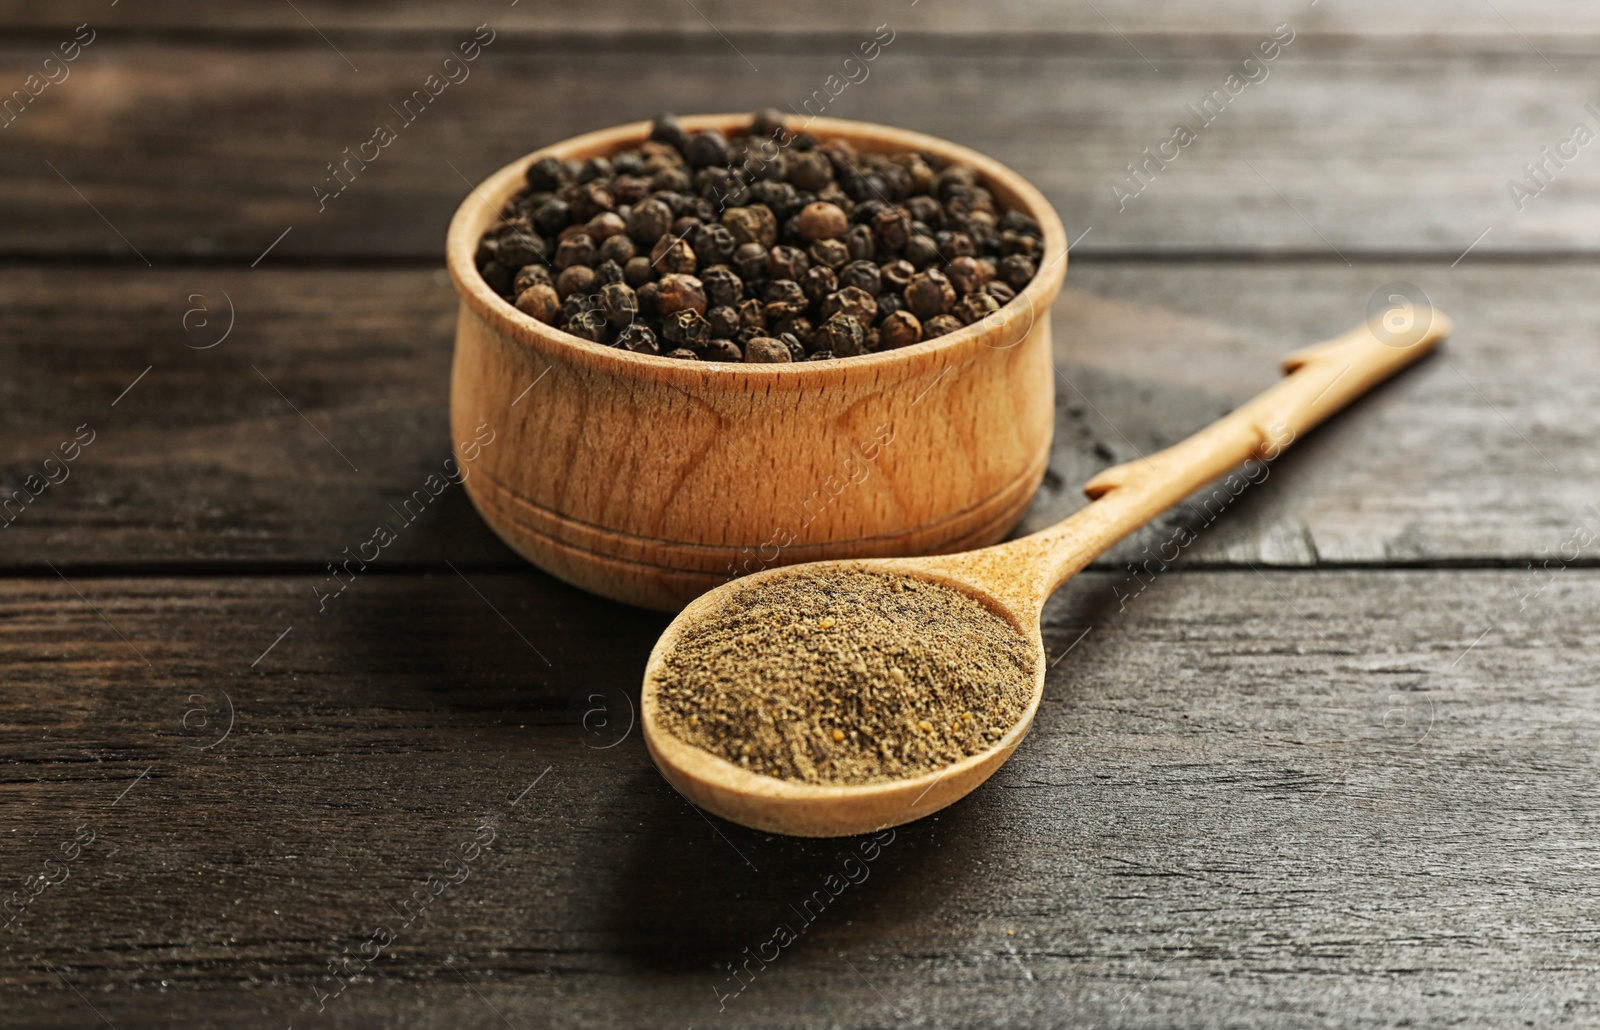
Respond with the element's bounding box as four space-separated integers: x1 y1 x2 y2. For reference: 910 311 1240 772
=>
641 313 1452 836
641 558 1046 838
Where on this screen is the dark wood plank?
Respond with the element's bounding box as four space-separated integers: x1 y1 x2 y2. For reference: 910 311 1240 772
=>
1025 259 1600 566
0 267 516 569
0 263 1588 571
0 568 1595 1027
0 0 1592 35
2 38 1597 259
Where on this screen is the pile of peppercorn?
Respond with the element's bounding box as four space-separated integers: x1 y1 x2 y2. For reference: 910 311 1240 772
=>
474 110 1045 362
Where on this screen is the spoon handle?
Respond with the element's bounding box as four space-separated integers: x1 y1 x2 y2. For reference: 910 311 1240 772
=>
942 311 1452 617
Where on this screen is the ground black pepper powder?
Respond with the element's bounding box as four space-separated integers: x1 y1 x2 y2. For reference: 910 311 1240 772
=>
475 110 1045 362
652 571 1037 785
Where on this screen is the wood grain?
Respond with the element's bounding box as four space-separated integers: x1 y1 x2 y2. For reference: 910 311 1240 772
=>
0 0 1594 37
446 114 1066 609
2 4 1590 1025
1 263 1591 571
0 569 1595 1027
2 40 1598 259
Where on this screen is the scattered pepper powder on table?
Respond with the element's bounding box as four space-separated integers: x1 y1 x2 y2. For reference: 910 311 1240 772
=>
652 571 1037 785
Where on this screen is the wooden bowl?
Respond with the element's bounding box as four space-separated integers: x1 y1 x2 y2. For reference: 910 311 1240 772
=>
446 114 1068 611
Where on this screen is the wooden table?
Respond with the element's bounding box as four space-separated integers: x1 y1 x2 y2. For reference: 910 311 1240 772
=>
4 3 1598 1026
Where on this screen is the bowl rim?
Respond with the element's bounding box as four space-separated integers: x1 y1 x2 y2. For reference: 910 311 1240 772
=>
446 113 1068 385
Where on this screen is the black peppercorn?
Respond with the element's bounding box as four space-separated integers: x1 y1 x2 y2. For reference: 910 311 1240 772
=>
649 165 692 194
533 197 571 236
614 323 660 354
664 347 700 360
767 245 810 282
556 265 597 299
984 280 1017 304
797 201 848 241
498 229 547 269
650 234 697 276
636 280 660 316
704 338 743 362
880 259 915 291
701 266 744 308
808 238 850 269
772 314 814 347
568 181 614 222
662 308 710 348
689 223 736 266
905 195 942 227
997 255 1036 291
945 255 988 295
820 286 877 327
649 112 690 152
722 205 778 249
816 313 866 357
748 180 801 217
587 212 626 243
786 151 833 192
597 233 636 266
905 269 955 319
563 311 608 343
560 291 592 323
750 108 787 142
731 242 768 281
554 233 595 271
623 256 655 288
954 291 1000 325
479 110 1041 359
1000 229 1039 258
843 224 875 262
879 310 921 349
525 156 568 192
762 279 807 319
513 264 554 295
838 260 881 295
599 281 638 326
871 207 912 251
706 305 740 338
612 175 651 206
744 337 792 363
904 234 941 269
656 273 707 316
736 298 765 331
800 266 838 304
684 129 730 169
515 284 560 325
627 198 673 245
593 260 625 287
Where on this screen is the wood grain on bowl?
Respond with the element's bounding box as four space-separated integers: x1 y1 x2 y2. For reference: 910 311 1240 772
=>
447 115 1068 610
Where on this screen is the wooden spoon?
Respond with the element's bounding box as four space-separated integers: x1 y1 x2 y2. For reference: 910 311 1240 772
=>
640 313 1451 837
